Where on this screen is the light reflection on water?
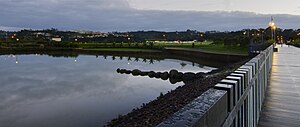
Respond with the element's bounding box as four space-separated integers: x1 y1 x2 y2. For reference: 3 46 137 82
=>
0 54 215 127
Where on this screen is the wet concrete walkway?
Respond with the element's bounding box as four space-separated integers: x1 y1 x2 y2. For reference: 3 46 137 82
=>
258 45 300 127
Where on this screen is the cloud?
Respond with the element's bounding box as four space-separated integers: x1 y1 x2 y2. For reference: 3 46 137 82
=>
0 26 28 31
0 0 300 31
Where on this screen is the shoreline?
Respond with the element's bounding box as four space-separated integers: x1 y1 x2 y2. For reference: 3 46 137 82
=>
106 59 248 127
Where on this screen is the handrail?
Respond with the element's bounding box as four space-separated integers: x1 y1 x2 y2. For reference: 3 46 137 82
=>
158 45 274 127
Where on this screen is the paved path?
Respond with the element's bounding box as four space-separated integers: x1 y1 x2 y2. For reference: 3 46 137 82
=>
258 45 300 127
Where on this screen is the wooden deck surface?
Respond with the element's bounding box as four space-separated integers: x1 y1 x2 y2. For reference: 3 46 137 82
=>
258 45 300 127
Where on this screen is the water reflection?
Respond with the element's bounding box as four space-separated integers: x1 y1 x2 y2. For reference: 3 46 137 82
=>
4 53 217 70
0 54 215 127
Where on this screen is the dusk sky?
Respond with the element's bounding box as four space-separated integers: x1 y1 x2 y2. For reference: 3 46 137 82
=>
1 0 300 31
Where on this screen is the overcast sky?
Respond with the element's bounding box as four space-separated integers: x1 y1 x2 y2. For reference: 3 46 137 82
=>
129 0 300 15
0 0 300 31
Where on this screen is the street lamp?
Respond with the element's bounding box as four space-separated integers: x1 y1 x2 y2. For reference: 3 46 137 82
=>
261 30 265 42
272 26 277 41
269 17 276 41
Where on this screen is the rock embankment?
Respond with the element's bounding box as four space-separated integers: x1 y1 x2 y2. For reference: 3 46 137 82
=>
107 59 248 127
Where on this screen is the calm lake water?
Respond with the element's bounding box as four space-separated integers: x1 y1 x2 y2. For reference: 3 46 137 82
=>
0 54 216 127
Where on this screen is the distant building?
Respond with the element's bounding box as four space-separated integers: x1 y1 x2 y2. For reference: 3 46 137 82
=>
52 37 62 42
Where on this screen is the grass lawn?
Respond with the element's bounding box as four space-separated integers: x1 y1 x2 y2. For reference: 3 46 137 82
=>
164 44 248 56
197 44 248 55
153 43 203 48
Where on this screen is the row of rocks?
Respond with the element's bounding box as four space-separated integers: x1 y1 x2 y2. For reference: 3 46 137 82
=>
117 69 207 84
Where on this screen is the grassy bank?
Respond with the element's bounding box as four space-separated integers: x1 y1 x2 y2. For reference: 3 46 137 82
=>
0 42 248 55
77 43 248 55
163 44 248 56
197 44 248 55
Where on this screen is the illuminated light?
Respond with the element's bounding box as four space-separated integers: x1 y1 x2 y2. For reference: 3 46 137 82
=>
257 33 260 36
269 22 275 27
243 32 247 35
16 38 19 41
128 37 131 40
74 59 77 62
200 34 204 37
128 62 130 65
12 36 15 39
16 61 18 64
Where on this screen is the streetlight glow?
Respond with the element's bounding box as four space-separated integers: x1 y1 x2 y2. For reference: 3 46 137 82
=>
269 16 277 41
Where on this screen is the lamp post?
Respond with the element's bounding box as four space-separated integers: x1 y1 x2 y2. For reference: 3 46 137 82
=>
261 30 264 42
269 17 276 41
272 26 276 41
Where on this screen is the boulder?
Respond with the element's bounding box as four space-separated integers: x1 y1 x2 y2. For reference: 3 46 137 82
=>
169 77 182 84
182 72 195 81
119 69 127 74
125 70 132 74
160 72 169 80
132 69 141 76
140 72 149 76
195 72 205 78
169 70 178 79
174 72 183 79
148 71 155 78
169 77 178 84
154 72 162 78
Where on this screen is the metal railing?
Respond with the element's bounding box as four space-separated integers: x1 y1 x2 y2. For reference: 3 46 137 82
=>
158 45 274 127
